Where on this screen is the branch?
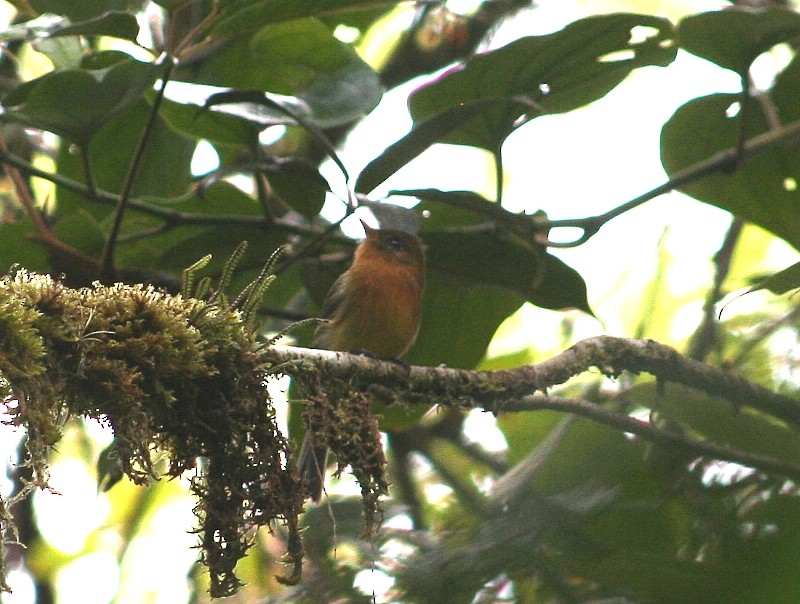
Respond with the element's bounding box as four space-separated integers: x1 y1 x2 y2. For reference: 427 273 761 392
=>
269 336 800 428
0 146 323 237
544 118 800 247
269 336 800 481
502 394 800 483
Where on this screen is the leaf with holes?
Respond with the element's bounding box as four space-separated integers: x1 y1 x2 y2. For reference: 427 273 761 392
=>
678 9 800 76
408 13 676 153
661 93 800 250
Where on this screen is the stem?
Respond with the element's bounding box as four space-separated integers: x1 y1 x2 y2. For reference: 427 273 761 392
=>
99 57 175 281
544 118 800 247
80 144 98 201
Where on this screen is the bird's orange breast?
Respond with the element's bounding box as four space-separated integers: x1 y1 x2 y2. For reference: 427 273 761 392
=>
323 255 423 358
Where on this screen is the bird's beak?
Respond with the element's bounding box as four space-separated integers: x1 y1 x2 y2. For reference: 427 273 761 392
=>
360 219 377 236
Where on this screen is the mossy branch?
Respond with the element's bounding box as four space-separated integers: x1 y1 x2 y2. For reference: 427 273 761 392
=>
265 339 800 482
0 269 303 598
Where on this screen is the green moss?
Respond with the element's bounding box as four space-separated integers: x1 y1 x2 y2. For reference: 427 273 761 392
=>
0 269 304 597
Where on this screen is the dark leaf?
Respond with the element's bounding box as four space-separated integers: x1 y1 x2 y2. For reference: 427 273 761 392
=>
743 260 800 296
356 97 534 195
2 55 161 145
186 18 383 129
158 97 258 147
28 0 141 22
409 13 676 152
423 230 592 314
661 93 800 250
211 0 396 38
266 158 329 220
678 9 800 76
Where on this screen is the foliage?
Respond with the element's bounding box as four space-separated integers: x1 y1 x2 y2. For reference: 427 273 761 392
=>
0 0 799 603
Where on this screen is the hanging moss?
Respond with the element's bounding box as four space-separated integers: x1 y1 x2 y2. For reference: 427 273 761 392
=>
0 266 304 597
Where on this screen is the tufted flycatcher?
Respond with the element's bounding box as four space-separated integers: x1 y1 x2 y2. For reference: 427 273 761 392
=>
299 220 426 501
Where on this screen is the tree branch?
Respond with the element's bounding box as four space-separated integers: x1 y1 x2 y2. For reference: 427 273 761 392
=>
270 336 800 428
543 118 800 247
0 146 324 237
270 336 800 481
502 394 800 483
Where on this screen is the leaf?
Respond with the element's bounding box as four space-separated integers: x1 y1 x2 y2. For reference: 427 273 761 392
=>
743 260 800 296
158 96 258 147
424 230 593 314
185 18 383 129
265 158 329 220
200 89 314 127
50 11 140 41
204 89 350 180
53 98 196 220
406 273 524 369
32 35 83 71
355 97 535 195
2 55 161 145
28 0 141 23
678 9 800 76
156 227 286 274
0 222 49 272
211 0 395 38
408 13 676 152
660 93 800 250
0 11 139 43
399 187 530 227
632 382 800 469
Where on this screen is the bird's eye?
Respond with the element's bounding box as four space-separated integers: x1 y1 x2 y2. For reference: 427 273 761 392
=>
385 236 407 251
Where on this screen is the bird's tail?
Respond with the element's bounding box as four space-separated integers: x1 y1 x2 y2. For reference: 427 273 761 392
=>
298 433 328 502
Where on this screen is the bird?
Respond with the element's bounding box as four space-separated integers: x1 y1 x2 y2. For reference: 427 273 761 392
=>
298 220 426 501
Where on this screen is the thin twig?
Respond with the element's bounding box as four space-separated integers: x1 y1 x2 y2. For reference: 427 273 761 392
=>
502 393 800 482
79 145 99 201
686 217 744 362
0 147 325 236
100 57 175 281
543 118 800 247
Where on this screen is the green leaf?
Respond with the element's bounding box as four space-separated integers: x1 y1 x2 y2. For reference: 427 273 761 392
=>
32 35 82 70
404 189 498 227
28 0 143 23
406 273 524 369
51 11 140 41
158 97 258 147
168 182 262 217
678 9 800 76
633 382 800 469
156 227 286 274
2 55 161 145
423 230 592 314
0 222 49 272
212 0 393 38
185 18 382 128
0 11 139 43
356 97 534 195
266 158 329 220
53 98 196 220
661 93 800 250
408 13 676 152
744 260 800 296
